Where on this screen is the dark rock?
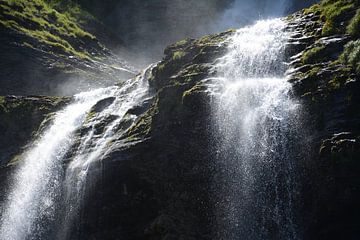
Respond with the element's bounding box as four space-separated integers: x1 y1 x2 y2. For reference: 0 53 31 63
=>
0 95 70 166
90 97 116 113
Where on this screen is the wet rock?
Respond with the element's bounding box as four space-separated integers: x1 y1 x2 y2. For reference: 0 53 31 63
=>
0 96 70 166
90 97 116 113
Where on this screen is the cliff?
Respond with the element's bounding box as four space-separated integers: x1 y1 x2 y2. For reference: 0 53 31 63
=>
0 0 359 239
0 0 135 96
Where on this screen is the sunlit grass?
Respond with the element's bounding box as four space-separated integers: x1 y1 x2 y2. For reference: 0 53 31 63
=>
0 0 98 60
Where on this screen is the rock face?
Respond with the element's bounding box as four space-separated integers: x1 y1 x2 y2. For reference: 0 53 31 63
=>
0 0 135 96
0 0 359 239
0 0 317 96
0 96 70 165
62 31 232 240
286 1 360 238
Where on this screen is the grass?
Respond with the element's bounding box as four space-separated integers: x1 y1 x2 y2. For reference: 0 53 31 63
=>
304 0 358 36
340 40 360 74
0 0 98 60
302 45 326 64
0 96 5 109
172 51 186 60
347 9 360 37
307 66 321 78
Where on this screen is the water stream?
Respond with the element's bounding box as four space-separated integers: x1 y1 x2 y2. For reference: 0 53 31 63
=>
0 65 154 240
0 17 305 240
210 18 303 239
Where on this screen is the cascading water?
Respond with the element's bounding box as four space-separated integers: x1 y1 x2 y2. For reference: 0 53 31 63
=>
210 19 304 239
58 64 154 239
0 65 154 240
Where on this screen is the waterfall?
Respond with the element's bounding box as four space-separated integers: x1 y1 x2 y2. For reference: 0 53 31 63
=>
210 19 303 239
0 65 154 240
58 64 154 239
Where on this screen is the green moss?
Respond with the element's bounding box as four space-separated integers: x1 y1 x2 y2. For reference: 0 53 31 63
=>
0 96 68 114
182 84 206 102
307 66 321 78
302 45 326 64
126 98 159 140
327 67 352 90
195 30 234 45
46 0 96 25
172 38 190 48
347 9 360 37
322 0 356 36
7 153 23 167
172 51 186 60
157 63 165 71
85 110 96 123
0 96 5 105
0 0 97 60
304 0 358 36
340 40 360 74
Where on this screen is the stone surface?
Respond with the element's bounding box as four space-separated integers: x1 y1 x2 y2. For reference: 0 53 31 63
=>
0 0 359 239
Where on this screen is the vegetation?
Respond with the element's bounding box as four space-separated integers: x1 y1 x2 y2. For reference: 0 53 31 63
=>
126 97 159 140
172 51 186 60
347 9 360 37
340 40 360 74
304 0 358 36
302 45 326 64
0 0 99 59
307 66 321 78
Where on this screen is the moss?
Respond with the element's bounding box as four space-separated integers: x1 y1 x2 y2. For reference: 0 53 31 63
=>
157 63 165 72
0 96 68 114
302 45 326 64
172 38 190 48
46 0 96 25
182 84 206 102
172 51 186 60
85 110 96 123
307 66 322 78
340 40 360 74
7 153 23 167
347 9 360 37
126 98 159 140
303 0 358 36
0 96 5 107
0 0 98 60
327 67 352 90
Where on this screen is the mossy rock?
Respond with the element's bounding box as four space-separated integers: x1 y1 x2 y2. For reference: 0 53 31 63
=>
0 0 100 60
0 95 70 166
303 0 359 37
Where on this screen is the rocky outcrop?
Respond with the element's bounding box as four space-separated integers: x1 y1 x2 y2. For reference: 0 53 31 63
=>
0 0 319 96
286 1 360 238
81 2 360 238
61 31 234 240
0 95 70 166
0 0 135 96
0 0 359 239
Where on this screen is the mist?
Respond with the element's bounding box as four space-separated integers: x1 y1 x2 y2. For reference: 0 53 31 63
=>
105 0 317 67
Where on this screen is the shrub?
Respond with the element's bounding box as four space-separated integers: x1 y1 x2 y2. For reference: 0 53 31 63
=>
341 40 360 74
302 45 326 64
347 9 360 38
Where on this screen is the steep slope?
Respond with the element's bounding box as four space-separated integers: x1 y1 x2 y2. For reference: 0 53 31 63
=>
286 0 360 237
0 0 359 239
0 0 135 95
70 1 360 237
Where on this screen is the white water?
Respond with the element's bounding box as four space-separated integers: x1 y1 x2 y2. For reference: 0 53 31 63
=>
210 19 303 239
58 64 154 239
0 87 118 240
0 65 154 240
